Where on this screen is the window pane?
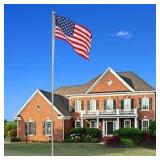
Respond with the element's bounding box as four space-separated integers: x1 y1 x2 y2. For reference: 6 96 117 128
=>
142 98 149 110
45 121 52 135
106 99 113 110
28 122 35 135
75 121 81 128
124 99 131 110
90 121 97 128
90 100 96 111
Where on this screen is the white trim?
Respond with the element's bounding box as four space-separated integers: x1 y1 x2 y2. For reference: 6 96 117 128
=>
15 89 63 117
75 120 81 128
103 120 116 136
141 97 150 111
90 120 97 128
67 91 155 98
58 116 71 119
142 119 149 131
85 67 135 94
45 120 52 136
124 119 131 128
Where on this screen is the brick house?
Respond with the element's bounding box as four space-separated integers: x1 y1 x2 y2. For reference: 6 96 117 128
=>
16 67 156 142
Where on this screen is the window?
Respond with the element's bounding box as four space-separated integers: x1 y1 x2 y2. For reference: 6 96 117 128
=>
142 98 149 110
142 119 149 132
124 120 131 128
106 99 113 110
75 120 81 128
27 121 36 135
75 100 81 112
90 99 96 111
90 120 97 128
45 120 52 136
124 99 131 110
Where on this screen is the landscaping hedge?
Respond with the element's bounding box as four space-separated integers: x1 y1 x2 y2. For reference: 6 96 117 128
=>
120 138 135 147
113 128 144 144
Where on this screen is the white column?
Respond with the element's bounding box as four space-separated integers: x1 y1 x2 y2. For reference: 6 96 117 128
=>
97 118 99 129
134 117 138 128
81 117 83 128
116 117 119 130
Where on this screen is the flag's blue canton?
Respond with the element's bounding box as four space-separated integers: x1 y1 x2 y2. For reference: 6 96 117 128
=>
55 15 75 37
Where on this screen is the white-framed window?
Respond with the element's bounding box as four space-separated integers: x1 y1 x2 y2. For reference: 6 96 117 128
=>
124 119 131 128
142 98 149 110
106 99 113 110
45 120 52 136
75 100 81 112
75 120 81 128
90 99 96 111
124 99 131 110
27 121 36 135
90 120 97 128
142 119 149 132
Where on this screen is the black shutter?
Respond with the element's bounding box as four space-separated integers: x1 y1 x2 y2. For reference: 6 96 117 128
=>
113 100 116 109
104 100 106 110
139 120 142 129
139 98 142 110
131 99 134 109
149 98 152 110
25 122 28 136
81 100 84 110
42 121 45 135
121 99 124 109
96 100 99 110
87 101 90 110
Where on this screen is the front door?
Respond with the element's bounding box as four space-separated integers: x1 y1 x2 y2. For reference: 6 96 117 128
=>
104 121 116 136
107 122 113 135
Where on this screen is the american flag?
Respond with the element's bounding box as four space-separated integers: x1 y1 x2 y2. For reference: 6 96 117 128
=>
55 15 92 60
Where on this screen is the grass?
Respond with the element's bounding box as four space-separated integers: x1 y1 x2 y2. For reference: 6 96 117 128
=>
4 143 156 156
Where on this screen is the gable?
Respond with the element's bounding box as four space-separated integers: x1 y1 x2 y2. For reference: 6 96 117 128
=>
86 68 134 93
16 90 63 118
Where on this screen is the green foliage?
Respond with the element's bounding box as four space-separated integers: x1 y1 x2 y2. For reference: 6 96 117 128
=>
83 136 91 143
69 128 101 143
120 138 135 147
91 138 99 143
113 128 144 144
4 120 17 138
10 137 21 142
149 121 156 136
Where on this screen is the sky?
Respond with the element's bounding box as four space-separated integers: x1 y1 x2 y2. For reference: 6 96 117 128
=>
4 4 156 120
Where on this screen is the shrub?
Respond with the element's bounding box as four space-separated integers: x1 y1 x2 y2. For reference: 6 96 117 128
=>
86 128 101 138
91 138 99 143
69 128 101 143
120 138 135 147
105 136 121 147
113 128 144 144
8 128 17 138
73 137 83 143
83 136 91 143
149 121 156 136
10 137 21 142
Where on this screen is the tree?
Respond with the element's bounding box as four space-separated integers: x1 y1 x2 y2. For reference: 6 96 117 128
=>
149 120 156 136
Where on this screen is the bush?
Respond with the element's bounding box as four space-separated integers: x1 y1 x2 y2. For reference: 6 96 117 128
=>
120 138 135 147
105 136 121 147
8 128 17 138
10 137 21 142
91 138 99 143
83 136 91 143
149 121 156 136
73 137 83 143
69 128 101 143
113 128 144 144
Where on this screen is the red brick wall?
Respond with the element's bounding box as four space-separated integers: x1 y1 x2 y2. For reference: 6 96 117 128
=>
69 93 156 120
17 92 65 142
90 71 129 93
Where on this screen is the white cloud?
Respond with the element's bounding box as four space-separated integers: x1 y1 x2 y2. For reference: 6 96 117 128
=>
112 31 132 39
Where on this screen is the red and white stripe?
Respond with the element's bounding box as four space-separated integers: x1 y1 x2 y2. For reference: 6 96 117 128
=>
55 24 92 60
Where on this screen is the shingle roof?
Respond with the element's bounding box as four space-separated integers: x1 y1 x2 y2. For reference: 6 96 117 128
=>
39 90 70 116
55 71 155 95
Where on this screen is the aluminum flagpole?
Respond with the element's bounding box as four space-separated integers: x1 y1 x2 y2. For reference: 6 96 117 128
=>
51 11 56 156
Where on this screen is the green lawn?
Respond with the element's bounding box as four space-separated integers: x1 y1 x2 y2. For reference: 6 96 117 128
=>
4 143 156 156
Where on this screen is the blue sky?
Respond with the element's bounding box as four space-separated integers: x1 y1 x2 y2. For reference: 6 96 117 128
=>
4 4 156 120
